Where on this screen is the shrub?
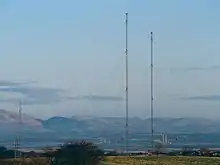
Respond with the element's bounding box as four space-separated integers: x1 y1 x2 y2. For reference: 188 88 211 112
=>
51 140 104 165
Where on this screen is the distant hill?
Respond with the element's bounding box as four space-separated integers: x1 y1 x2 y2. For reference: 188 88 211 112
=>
0 109 220 139
0 109 43 132
42 116 89 132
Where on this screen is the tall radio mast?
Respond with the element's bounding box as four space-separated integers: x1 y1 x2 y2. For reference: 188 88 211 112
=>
150 32 154 151
124 12 128 153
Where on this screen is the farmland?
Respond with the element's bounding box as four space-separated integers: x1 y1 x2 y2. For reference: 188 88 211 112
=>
105 156 220 165
1 156 220 165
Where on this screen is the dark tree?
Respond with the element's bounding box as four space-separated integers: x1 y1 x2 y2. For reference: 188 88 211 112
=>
0 146 7 152
51 140 104 165
0 146 14 159
0 146 7 159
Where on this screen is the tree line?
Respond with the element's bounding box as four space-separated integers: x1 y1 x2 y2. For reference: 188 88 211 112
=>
0 140 105 165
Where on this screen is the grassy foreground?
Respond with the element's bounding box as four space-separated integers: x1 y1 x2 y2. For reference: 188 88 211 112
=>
105 156 220 165
1 156 220 165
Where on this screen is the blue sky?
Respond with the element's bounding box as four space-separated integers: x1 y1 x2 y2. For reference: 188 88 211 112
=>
0 0 220 119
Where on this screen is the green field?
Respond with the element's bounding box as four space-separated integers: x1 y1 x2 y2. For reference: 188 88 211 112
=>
105 156 220 165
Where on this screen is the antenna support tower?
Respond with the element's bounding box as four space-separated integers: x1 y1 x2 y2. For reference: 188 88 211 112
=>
124 12 128 153
14 101 22 159
150 32 154 151
18 101 22 155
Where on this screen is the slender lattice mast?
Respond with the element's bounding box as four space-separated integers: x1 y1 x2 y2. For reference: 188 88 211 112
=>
150 32 154 151
124 12 128 153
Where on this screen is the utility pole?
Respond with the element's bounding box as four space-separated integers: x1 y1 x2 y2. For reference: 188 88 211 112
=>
150 32 154 151
18 101 22 157
125 12 128 153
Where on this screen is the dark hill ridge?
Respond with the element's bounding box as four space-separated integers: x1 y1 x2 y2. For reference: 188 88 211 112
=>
0 109 220 135
1 110 220 149
43 116 89 132
0 109 43 130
